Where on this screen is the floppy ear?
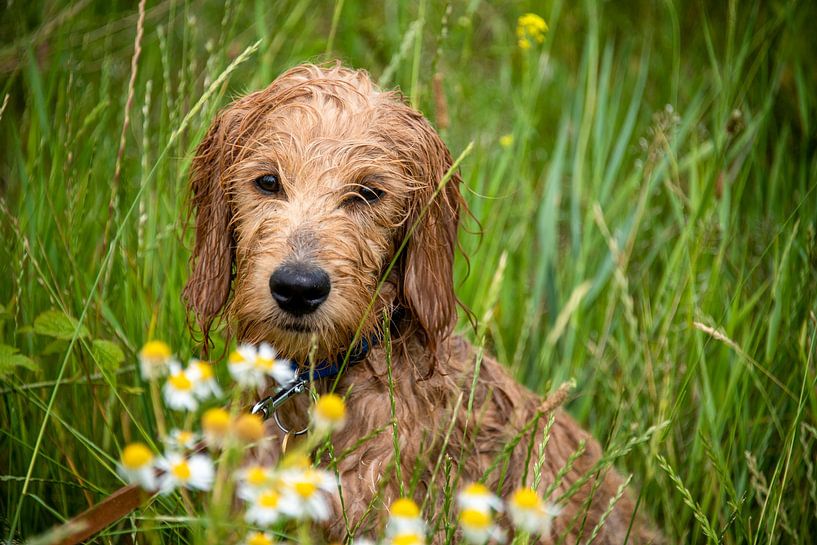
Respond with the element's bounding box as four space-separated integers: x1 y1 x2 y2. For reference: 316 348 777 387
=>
398 109 464 353
183 108 239 346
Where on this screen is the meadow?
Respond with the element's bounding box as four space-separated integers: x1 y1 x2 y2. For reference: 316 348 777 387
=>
1 0 816 543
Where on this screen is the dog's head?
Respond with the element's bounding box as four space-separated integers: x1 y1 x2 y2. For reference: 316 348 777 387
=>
184 63 464 361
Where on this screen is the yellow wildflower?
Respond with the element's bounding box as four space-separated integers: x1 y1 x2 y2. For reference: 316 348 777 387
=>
516 13 548 49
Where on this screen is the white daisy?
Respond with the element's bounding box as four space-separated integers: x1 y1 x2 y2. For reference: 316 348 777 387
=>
165 429 199 451
387 497 426 537
245 487 285 527
312 393 347 435
278 466 337 521
236 464 275 501
228 344 265 389
201 407 231 447
458 482 504 514
188 359 222 400
457 483 505 544
162 364 199 411
138 340 175 379
256 343 296 386
458 508 505 544
118 442 157 491
507 487 561 535
156 452 214 494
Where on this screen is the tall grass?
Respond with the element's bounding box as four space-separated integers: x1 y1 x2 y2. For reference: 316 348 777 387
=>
1 0 816 543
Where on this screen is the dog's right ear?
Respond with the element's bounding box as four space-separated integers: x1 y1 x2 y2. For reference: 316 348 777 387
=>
183 108 239 346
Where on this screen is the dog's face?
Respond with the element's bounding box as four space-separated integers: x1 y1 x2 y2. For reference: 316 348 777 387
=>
184 64 463 361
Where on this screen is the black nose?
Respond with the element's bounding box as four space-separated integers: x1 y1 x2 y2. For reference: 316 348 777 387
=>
269 264 331 316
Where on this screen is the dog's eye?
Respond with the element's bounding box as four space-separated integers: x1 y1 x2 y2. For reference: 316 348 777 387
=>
357 186 385 203
254 174 281 195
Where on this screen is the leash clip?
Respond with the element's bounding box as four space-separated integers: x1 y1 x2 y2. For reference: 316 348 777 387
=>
251 378 307 420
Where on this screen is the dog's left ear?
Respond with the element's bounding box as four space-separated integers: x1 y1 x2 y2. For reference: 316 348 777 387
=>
397 108 464 353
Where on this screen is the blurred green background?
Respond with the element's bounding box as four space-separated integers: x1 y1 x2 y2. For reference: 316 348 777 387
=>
1 0 816 543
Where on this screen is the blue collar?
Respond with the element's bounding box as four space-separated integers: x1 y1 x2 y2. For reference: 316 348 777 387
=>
250 333 377 421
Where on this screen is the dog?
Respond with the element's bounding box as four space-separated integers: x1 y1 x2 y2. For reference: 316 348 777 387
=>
183 63 660 544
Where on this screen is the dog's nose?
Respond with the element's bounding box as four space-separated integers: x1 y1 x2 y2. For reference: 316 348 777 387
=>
269 264 331 316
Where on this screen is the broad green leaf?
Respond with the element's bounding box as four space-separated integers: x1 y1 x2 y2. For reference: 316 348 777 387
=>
0 344 37 380
33 309 89 340
91 339 125 374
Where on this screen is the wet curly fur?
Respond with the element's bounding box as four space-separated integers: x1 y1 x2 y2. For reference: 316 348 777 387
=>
184 63 660 544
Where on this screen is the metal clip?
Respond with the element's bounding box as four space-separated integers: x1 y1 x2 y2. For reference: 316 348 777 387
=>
251 379 307 420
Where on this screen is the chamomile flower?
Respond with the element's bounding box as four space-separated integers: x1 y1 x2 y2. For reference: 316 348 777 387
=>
458 508 505 544
279 466 337 521
312 393 347 434
387 498 426 537
256 342 297 386
387 533 425 545
458 483 504 514
228 344 264 389
235 413 265 443
244 531 276 545
118 442 157 490
165 429 199 451
507 487 561 535
188 359 222 399
245 487 285 526
162 364 199 411
138 340 174 379
202 407 231 446
156 452 215 494
236 464 275 501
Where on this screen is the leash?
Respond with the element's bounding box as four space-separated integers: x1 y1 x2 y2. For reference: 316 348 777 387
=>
49 334 379 545
250 334 377 435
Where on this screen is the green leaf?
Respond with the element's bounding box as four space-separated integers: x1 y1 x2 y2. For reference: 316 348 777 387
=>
33 309 89 340
0 344 38 380
42 339 68 355
91 339 125 373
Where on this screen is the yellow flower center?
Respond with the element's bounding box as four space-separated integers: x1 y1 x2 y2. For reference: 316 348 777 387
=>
295 480 317 498
246 532 273 545
202 408 231 435
228 350 245 364
196 362 213 379
392 533 423 545
235 413 265 442
315 394 346 423
511 488 540 510
176 431 194 445
282 453 311 469
171 460 191 481
463 482 489 497
140 340 171 361
459 508 491 529
256 356 273 370
121 443 153 469
258 489 280 508
246 466 268 486
390 497 420 518
168 371 192 391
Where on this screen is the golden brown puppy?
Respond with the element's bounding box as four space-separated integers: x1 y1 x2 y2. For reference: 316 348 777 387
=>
184 63 660 544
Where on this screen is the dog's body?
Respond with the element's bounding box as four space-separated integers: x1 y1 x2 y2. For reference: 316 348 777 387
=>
184 63 659 543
